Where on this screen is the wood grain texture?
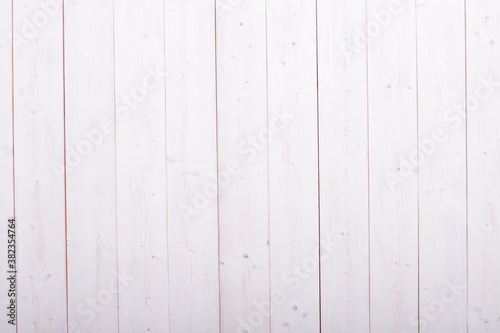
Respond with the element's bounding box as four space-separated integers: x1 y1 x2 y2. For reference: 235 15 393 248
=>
216 0 270 332
417 0 468 332
317 0 370 331
466 0 500 331
368 0 419 332
64 0 118 331
13 0 67 332
266 0 320 331
0 0 15 331
115 0 169 332
165 0 219 331
4 1 500 332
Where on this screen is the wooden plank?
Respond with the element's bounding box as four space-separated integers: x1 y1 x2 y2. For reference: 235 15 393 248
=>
114 0 169 331
165 0 219 331
0 0 15 331
64 1 118 331
13 0 67 331
466 0 500 331
317 0 370 331
367 0 419 332
266 0 320 331
215 0 270 331
417 0 468 332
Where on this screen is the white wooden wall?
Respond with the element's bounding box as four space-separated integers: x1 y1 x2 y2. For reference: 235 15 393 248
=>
1 0 500 332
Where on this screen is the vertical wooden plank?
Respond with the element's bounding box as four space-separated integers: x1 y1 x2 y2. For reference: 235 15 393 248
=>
114 0 169 331
216 0 270 331
13 0 67 331
266 0 320 331
417 0 467 332
317 0 370 331
64 0 118 331
165 0 219 331
0 0 15 331
367 0 419 332
466 0 500 331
